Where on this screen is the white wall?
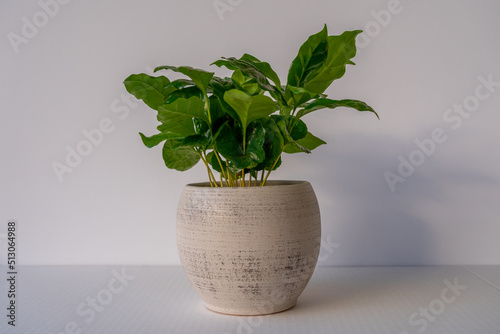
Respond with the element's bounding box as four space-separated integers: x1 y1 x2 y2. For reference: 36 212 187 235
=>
1 0 499 266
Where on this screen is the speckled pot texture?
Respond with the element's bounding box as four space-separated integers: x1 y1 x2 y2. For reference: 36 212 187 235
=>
176 180 321 315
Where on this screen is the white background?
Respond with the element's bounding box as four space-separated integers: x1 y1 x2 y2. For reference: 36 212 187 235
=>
1 0 499 266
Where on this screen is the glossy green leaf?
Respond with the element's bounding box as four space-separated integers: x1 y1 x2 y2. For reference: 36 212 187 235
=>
123 73 170 110
283 132 326 154
252 118 284 171
272 115 310 153
244 122 266 165
215 122 265 169
154 65 214 96
240 53 282 89
287 25 328 88
208 77 240 121
297 98 378 119
286 85 318 107
164 86 203 104
290 118 308 140
223 89 277 130
224 89 277 153
157 97 207 137
212 57 282 101
208 96 228 126
215 123 251 169
158 96 209 125
303 30 362 94
209 76 235 95
171 135 209 150
169 79 196 89
162 140 200 171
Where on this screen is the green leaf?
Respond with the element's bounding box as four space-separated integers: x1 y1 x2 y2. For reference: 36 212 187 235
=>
223 89 277 153
123 73 170 110
215 123 251 169
215 123 265 169
240 53 282 89
238 53 260 63
169 79 196 88
158 96 209 125
156 123 187 138
157 97 208 137
231 69 246 86
290 118 308 140
272 115 310 153
162 140 200 171
208 77 240 121
208 95 229 126
154 65 214 96
212 57 283 101
252 118 284 171
139 132 173 148
286 85 319 108
283 132 326 154
287 24 328 88
165 86 203 104
241 82 260 95
171 135 209 150
244 122 266 165
194 118 210 137
303 30 362 94
223 89 277 130
297 98 379 119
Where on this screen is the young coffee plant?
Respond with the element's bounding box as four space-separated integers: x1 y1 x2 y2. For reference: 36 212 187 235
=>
124 25 378 187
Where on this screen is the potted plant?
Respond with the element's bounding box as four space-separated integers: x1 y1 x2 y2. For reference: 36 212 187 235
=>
124 24 378 315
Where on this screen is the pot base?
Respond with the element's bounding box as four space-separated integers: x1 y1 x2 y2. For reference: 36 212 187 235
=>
204 301 297 316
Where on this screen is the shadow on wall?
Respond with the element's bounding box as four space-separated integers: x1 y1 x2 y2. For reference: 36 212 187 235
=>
308 131 499 266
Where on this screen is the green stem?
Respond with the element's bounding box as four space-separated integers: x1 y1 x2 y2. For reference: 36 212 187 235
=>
226 161 234 187
261 155 281 186
289 107 299 132
204 94 212 125
213 148 227 186
199 151 216 187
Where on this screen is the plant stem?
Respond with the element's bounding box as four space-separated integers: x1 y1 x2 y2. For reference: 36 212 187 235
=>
204 94 212 125
226 161 234 187
213 149 227 186
199 151 217 187
261 155 281 186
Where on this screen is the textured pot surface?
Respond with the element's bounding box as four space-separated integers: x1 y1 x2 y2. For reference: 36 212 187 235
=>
176 180 321 315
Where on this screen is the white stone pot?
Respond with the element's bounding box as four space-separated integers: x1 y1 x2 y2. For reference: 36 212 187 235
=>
176 180 321 315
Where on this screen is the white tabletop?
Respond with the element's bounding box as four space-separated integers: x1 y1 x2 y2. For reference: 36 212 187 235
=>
1 266 499 333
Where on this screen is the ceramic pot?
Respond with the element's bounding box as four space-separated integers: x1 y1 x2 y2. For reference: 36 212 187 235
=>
176 180 321 315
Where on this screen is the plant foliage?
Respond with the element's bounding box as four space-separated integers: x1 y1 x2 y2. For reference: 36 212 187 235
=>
123 25 378 187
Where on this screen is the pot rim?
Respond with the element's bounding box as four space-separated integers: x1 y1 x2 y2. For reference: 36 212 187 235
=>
185 180 310 189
